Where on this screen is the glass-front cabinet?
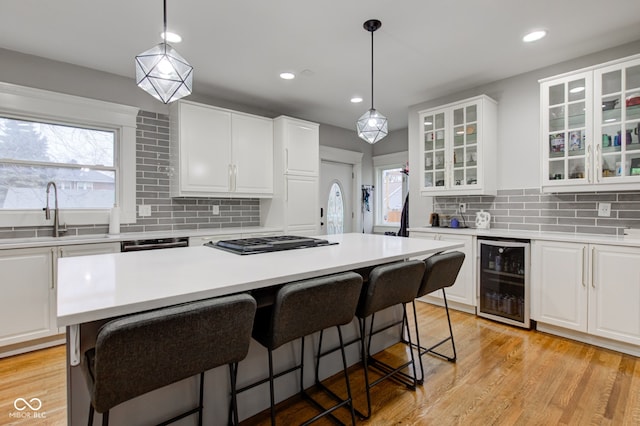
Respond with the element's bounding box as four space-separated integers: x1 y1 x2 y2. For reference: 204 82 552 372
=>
419 95 497 196
595 59 640 182
540 54 640 192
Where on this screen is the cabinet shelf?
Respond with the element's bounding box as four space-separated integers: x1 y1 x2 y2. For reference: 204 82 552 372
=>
482 268 525 280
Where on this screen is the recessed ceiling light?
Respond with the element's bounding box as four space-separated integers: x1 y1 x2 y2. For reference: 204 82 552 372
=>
280 72 295 80
161 31 182 43
351 97 363 103
570 86 585 94
424 121 432 126
523 30 547 43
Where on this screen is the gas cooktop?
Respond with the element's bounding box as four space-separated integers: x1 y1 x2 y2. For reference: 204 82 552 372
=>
206 235 338 255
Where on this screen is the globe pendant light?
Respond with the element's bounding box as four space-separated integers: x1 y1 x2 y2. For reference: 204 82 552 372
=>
135 0 193 104
357 19 388 144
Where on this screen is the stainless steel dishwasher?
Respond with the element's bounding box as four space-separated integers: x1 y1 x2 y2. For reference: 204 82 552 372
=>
120 237 189 252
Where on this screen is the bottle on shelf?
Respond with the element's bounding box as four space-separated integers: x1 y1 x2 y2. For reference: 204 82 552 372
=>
495 251 502 272
488 248 495 270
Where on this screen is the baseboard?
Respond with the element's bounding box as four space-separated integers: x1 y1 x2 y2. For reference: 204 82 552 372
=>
417 295 477 315
536 323 640 357
0 334 65 358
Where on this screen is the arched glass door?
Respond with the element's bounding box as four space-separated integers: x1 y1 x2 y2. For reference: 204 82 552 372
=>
326 182 344 234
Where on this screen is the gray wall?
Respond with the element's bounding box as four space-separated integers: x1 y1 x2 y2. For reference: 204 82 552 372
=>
408 39 640 230
319 123 375 233
409 39 640 190
0 47 377 236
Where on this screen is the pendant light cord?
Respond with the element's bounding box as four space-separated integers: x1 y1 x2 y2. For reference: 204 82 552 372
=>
370 29 374 110
163 0 168 54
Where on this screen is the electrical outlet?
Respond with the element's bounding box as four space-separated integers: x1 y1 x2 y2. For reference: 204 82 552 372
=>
138 205 151 217
459 203 467 213
598 202 611 217
211 205 220 215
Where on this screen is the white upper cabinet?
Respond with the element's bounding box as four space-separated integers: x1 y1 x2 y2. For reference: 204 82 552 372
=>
417 95 497 196
232 113 274 194
275 116 319 176
540 54 640 192
170 100 273 197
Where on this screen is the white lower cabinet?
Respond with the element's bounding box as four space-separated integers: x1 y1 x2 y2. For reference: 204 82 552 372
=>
532 240 588 332
0 247 55 348
409 231 475 312
590 244 640 345
0 242 120 355
532 240 640 347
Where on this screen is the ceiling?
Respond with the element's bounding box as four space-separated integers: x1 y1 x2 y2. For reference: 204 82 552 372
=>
2 0 640 132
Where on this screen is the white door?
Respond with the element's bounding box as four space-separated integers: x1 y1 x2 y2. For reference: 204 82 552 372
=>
320 161 353 234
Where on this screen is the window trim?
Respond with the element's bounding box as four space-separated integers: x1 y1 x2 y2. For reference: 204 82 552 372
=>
372 151 408 232
0 82 139 227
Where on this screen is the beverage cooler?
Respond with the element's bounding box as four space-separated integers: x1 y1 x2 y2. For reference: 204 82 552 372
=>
477 238 531 328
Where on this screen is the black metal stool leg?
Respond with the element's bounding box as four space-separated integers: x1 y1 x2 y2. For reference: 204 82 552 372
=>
101 410 109 426
338 326 357 426
411 300 426 384
268 349 276 425
229 363 239 426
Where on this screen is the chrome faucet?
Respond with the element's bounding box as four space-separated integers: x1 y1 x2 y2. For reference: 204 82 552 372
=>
44 181 66 237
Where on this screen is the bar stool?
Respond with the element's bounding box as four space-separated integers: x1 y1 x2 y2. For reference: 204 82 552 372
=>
409 251 465 382
82 293 256 426
240 271 363 425
356 259 426 419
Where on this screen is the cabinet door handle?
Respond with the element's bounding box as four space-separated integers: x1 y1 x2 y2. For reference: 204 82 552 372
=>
51 248 56 289
591 246 596 288
228 164 234 192
582 246 587 287
586 145 592 183
233 164 238 192
595 144 601 183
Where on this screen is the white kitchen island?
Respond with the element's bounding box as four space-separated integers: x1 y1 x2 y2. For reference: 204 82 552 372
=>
58 233 463 425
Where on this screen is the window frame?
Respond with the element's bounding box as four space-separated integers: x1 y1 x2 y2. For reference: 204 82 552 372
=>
0 82 139 227
372 151 408 233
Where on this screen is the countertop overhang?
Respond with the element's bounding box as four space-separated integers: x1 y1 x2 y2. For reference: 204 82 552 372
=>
56 233 463 327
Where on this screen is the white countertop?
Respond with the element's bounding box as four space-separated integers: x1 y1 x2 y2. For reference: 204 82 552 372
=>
0 226 283 250
408 226 640 247
56 233 463 326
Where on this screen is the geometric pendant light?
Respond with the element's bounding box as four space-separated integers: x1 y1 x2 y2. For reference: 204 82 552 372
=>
356 19 388 144
135 0 193 104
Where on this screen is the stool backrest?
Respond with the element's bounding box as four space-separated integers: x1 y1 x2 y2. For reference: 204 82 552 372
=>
417 251 465 298
357 260 426 318
88 294 256 413
266 272 363 350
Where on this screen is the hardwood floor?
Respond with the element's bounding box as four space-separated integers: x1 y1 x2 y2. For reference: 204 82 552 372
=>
1 303 639 425
0 344 66 425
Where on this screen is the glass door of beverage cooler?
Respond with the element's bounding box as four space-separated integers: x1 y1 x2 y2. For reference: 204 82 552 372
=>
477 239 530 328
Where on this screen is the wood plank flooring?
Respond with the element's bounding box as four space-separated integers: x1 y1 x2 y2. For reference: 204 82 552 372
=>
1 302 639 425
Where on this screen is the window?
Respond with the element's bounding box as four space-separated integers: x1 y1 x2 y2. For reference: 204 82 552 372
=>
373 152 408 230
0 117 116 210
379 167 404 225
0 82 138 226
326 182 344 234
